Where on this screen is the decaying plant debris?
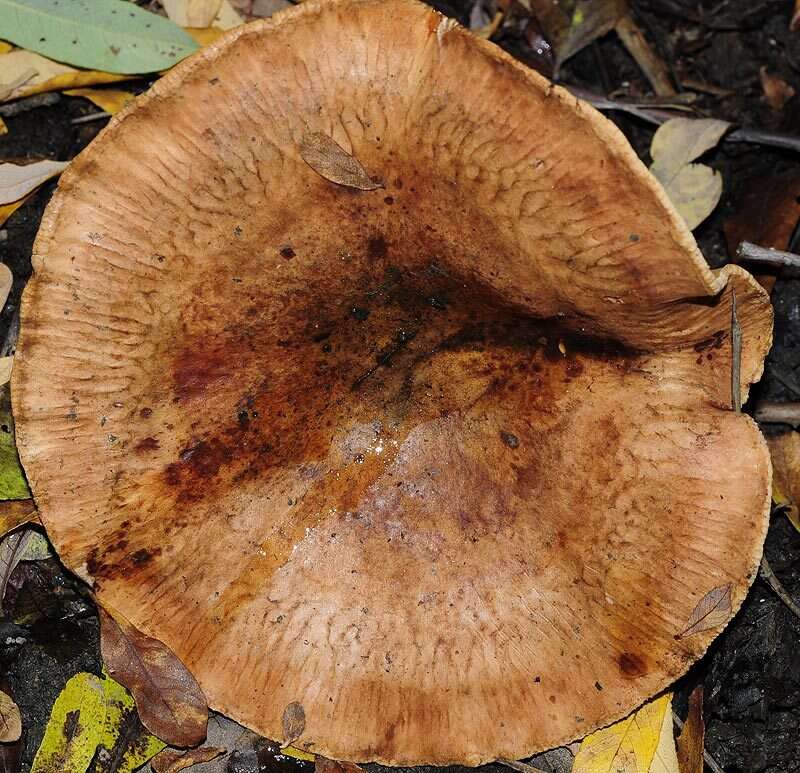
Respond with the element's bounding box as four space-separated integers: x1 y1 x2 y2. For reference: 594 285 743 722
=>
1 1 800 772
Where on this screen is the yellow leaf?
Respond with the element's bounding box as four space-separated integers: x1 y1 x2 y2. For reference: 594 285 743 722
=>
648 697 679 773
767 432 800 533
0 42 12 54
162 0 224 27
284 745 316 762
64 88 135 115
184 27 228 46
0 50 131 103
31 671 165 773
0 192 33 228
573 694 672 773
0 117 7 136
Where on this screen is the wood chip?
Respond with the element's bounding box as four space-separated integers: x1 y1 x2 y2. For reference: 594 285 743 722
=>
676 686 704 773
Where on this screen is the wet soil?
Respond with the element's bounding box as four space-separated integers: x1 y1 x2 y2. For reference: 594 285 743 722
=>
1 0 800 771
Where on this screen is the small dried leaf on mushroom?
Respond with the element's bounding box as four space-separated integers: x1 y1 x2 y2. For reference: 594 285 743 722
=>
0 689 21 743
299 133 382 191
678 585 732 638
281 702 306 747
99 606 208 747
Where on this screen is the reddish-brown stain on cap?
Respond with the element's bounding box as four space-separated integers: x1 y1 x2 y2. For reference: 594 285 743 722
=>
12 0 772 765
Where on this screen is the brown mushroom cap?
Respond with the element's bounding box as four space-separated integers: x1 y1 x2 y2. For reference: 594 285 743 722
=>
13 0 772 765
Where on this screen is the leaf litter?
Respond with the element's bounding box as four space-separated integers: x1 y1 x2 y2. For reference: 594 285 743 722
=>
0 0 199 74
99 605 208 747
299 133 382 191
0 688 21 743
677 585 732 638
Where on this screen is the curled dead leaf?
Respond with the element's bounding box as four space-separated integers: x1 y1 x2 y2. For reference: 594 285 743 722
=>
281 701 305 747
151 745 225 772
99 605 208 747
0 689 21 743
678 584 732 638
299 133 381 191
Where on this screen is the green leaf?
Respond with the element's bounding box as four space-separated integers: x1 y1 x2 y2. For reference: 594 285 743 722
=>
0 0 199 74
31 671 165 773
0 406 29 500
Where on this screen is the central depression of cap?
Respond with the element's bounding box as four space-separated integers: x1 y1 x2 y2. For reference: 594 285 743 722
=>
14 0 772 766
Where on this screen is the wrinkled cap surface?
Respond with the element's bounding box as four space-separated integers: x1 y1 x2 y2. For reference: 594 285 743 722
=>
14 0 772 765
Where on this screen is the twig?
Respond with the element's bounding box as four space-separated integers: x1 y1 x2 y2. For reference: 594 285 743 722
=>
70 112 111 125
736 241 800 269
498 759 548 773
672 713 726 773
615 14 677 96
754 401 800 426
566 86 800 153
730 290 742 413
0 93 60 118
760 556 800 623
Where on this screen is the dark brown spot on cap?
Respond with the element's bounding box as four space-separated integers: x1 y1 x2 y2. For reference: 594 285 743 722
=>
618 651 647 677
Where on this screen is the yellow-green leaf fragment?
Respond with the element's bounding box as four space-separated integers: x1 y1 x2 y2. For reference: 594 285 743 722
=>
31 671 165 773
284 745 316 762
573 693 672 773
0 0 199 75
0 405 30 501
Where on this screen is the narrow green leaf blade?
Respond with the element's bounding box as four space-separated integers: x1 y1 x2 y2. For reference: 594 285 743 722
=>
0 0 199 74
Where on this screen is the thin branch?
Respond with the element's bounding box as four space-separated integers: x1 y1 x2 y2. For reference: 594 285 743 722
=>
760 556 800 623
70 112 111 125
672 713 726 773
615 14 676 96
754 401 800 426
730 290 742 413
736 241 800 269
0 93 60 118
566 86 800 153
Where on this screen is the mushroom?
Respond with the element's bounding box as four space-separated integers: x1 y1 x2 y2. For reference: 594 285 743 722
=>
12 0 772 765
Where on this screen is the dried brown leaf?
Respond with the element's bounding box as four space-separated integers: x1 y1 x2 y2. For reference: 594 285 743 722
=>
767 432 800 532
0 529 37 602
151 746 225 773
678 584 732 638
316 757 364 773
676 686 704 773
299 133 381 191
0 499 37 541
0 689 21 743
281 701 305 746
760 67 795 111
99 605 208 747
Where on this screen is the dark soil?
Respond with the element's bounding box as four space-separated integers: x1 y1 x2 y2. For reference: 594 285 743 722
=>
2 1 800 771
